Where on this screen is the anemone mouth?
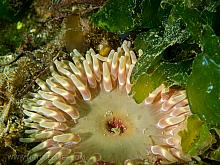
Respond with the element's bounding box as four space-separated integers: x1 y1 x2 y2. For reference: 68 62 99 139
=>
20 41 191 165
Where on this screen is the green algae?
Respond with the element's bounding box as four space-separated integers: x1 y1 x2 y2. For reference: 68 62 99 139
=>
187 53 220 128
91 0 162 33
180 115 215 156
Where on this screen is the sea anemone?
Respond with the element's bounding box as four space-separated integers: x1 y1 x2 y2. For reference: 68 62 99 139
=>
20 41 191 164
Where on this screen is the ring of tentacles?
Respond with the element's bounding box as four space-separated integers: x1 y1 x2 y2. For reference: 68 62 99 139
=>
20 41 191 165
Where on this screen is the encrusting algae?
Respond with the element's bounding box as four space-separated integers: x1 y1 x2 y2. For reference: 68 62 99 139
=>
20 40 191 164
